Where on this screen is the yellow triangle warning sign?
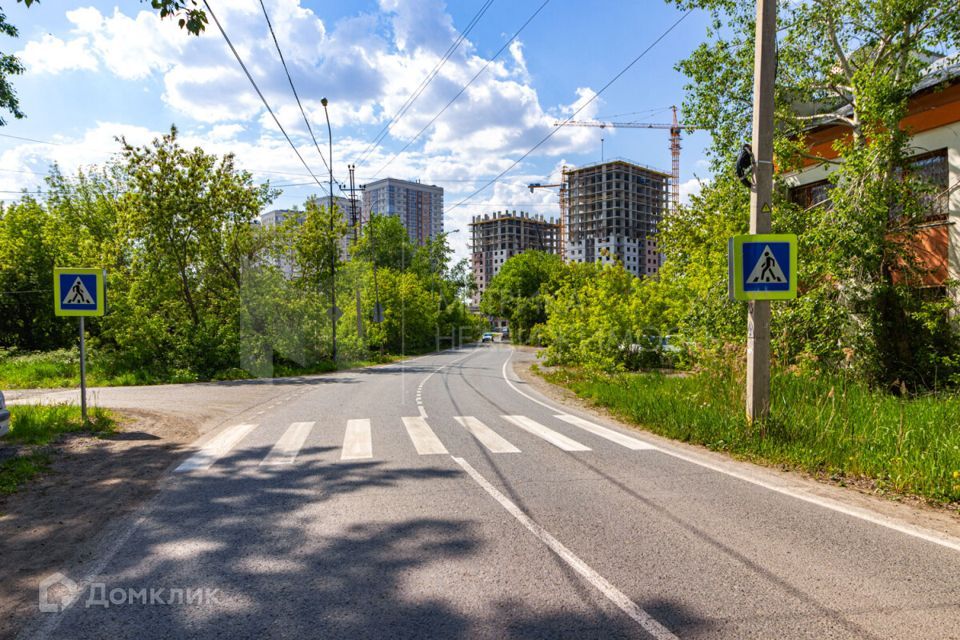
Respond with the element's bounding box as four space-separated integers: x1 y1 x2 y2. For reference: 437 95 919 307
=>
62 276 95 305
746 245 787 284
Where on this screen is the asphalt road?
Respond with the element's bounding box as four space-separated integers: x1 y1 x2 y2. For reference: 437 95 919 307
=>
18 344 960 639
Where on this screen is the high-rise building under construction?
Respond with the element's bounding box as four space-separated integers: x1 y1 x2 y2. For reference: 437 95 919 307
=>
563 159 669 278
469 211 559 306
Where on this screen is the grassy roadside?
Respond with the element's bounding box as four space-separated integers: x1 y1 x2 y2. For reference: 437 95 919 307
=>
0 346 434 390
536 365 960 506
0 405 116 494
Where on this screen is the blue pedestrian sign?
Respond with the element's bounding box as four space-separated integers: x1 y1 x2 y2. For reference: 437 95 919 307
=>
728 234 797 301
54 268 106 316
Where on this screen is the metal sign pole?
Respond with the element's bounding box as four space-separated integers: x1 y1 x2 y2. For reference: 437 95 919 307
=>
79 316 88 423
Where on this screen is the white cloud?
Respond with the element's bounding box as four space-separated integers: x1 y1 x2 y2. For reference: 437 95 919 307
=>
18 34 99 74
9 1 624 263
679 177 708 205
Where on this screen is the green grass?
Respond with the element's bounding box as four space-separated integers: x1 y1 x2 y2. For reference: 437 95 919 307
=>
0 453 52 495
538 366 960 505
0 348 159 389
0 347 431 389
4 404 116 445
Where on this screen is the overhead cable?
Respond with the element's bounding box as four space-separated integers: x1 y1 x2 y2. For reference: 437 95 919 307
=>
258 0 331 176
352 0 496 168
202 0 328 195
371 0 553 178
448 9 694 213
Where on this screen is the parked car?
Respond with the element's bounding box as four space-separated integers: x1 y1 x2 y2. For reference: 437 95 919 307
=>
481 332 494 343
0 391 10 437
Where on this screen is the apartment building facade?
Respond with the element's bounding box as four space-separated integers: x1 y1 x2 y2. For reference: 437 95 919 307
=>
259 195 356 276
361 178 444 246
563 159 669 279
469 210 559 305
784 56 960 299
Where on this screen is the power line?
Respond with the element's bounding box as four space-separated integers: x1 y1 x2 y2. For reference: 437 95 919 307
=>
202 0 328 195
258 0 331 177
372 0 553 179
0 132 64 145
352 0 496 168
448 9 694 213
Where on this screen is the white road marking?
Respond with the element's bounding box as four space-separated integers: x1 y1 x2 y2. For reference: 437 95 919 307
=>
501 349 960 554
402 416 448 455
175 423 258 472
555 414 659 451
341 419 373 460
261 421 314 465
502 415 590 452
452 456 678 640
454 416 520 453
415 347 481 418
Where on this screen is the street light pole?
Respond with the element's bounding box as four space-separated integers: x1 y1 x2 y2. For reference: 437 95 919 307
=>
349 164 363 342
321 97 337 364
745 0 777 422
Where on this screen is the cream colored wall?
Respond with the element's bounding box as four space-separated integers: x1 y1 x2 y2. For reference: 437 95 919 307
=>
784 122 960 299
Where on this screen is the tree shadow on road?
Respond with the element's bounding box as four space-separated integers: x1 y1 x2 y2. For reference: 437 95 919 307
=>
16 444 708 639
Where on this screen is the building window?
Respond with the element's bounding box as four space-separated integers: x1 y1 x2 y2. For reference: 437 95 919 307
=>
789 179 833 210
907 149 949 221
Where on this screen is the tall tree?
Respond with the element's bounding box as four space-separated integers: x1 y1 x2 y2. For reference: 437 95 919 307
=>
669 0 960 387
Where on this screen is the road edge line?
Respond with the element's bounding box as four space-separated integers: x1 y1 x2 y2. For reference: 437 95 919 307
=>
500 348 960 554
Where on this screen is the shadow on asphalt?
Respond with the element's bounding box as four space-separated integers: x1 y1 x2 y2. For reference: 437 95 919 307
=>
25 441 706 639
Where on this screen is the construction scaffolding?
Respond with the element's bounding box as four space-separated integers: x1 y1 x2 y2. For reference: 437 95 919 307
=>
563 159 669 278
469 211 560 303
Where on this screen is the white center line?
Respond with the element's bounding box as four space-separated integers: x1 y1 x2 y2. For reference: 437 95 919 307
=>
455 416 520 453
261 421 314 465
502 415 590 452
452 456 678 640
341 419 373 460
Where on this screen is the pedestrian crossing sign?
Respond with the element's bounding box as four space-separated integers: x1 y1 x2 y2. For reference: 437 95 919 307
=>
54 268 106 316
728 234 797 301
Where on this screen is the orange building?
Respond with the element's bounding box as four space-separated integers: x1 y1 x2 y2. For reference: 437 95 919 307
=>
784 56 959 298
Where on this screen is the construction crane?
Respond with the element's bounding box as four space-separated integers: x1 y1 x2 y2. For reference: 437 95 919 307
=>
554 105 693 213
528 166 568 257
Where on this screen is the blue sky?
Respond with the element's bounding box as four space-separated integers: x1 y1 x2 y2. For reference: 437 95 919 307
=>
1 0 715 259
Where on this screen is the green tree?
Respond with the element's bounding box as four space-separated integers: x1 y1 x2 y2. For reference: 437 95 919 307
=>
0 7 25 126
351 214 417 271
668 0 960 388
111 126 275 376
480 251 563 344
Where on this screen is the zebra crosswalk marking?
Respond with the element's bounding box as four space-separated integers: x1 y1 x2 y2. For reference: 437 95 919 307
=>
402 416 448 455
454 416 520 453
501 415 590 452
261 421 314 465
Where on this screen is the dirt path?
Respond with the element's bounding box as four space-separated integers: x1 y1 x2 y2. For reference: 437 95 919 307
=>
0 410 197 639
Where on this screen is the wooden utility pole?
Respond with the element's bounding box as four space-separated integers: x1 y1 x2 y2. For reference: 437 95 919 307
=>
746 0 777 421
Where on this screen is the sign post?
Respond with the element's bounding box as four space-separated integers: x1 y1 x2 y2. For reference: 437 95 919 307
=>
54 268 106 423
745 0 778 422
